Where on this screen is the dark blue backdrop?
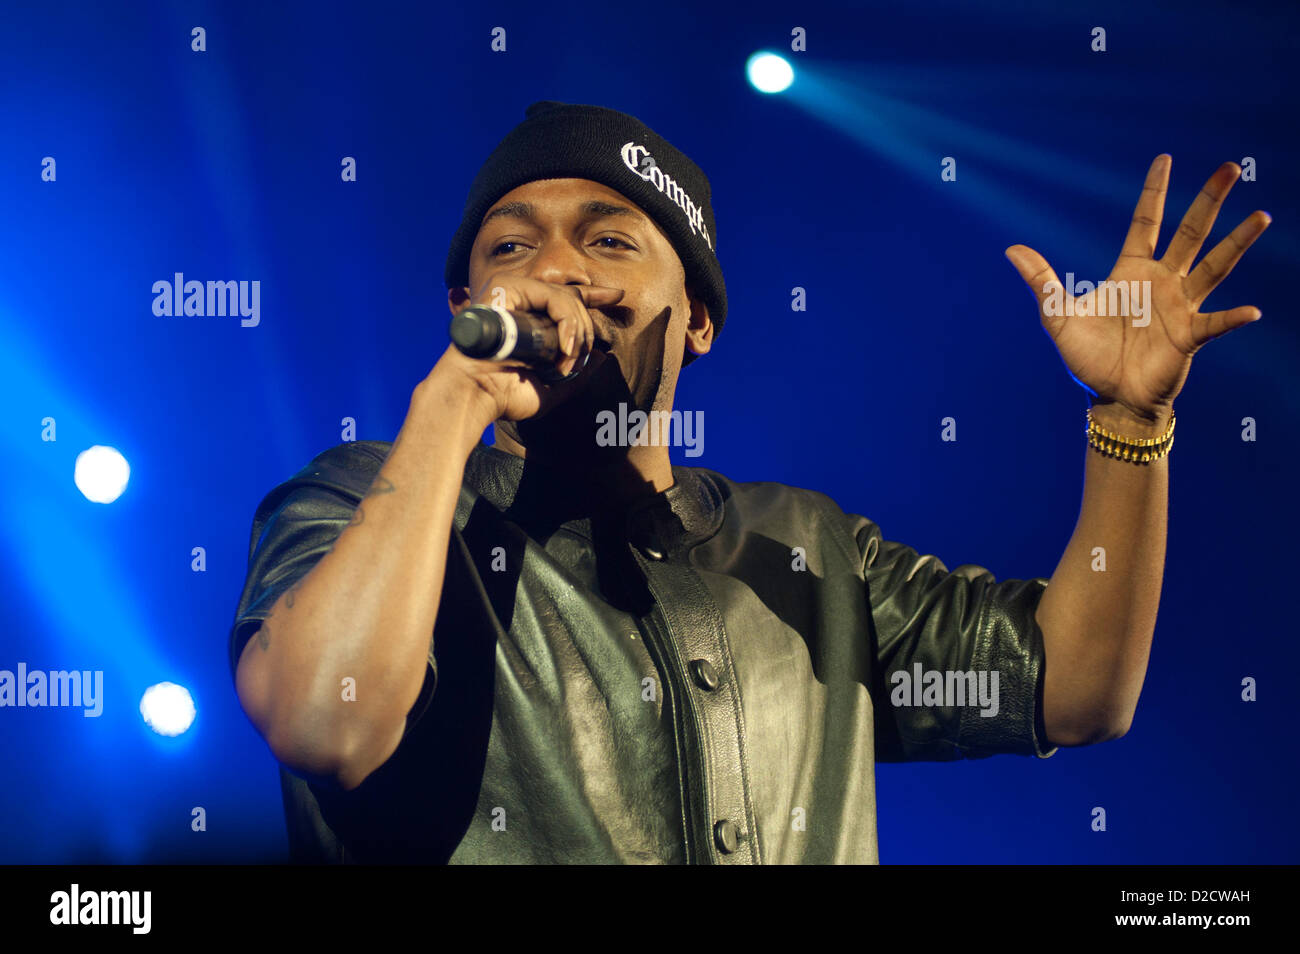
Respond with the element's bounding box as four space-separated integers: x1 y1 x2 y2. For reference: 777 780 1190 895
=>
2 0 1296 864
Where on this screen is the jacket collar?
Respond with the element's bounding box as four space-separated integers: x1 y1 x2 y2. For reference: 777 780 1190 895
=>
464 441 724 557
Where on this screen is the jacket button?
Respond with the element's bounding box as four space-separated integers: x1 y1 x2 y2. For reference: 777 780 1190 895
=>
713 820 739 854
690 658 720 691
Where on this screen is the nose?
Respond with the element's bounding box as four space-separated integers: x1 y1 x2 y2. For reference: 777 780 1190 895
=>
524 235 592 289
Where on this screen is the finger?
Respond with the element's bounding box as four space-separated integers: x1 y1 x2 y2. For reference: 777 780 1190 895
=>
1184 210 1271 305
569 285 613 366
549 290 582 375
492 279 621 318
561 312 588 376
1160 161 1241 275
575 285 624 307
571 290 598 375
571 286 596 360
582 292 596 354
1005 245 1065 324
557 311 578 359
1192 305 1263 348
1117 154 1171 262
555 321 578 376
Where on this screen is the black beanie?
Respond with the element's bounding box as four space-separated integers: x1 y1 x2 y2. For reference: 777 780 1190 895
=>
444 100 726 365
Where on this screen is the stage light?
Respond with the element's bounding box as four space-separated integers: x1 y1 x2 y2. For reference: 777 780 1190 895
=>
747 52 794 94
74 445 130 504
140 682 195 736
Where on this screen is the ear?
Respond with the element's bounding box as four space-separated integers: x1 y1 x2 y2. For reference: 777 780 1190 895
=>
683 283 714 358
448 285 472 315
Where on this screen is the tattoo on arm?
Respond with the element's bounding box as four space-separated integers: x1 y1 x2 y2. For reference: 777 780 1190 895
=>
264 471 395 652
348 474 396 527
367 475 396 497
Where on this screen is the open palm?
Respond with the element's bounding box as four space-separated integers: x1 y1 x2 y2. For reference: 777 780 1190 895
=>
1006 156 1270 421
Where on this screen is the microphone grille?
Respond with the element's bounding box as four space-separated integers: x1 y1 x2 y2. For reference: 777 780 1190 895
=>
449 306 501 358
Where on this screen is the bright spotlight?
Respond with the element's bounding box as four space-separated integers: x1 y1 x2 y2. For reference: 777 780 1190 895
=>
74 445 130 504
140 682 196 736
747 52 794 94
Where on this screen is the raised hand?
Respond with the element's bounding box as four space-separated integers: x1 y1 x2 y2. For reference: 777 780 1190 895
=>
1005 155 1270 426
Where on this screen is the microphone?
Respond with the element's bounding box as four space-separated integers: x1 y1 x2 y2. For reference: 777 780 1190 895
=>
449 304 560 365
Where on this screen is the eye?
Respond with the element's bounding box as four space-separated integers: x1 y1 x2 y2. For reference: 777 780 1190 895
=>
489 241 527 258
488 236 635 258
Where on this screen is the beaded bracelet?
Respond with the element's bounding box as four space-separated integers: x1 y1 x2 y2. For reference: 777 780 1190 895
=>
1086 407 1175 464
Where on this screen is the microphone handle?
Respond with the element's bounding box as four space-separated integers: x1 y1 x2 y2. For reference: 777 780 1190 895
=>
449 305 560 365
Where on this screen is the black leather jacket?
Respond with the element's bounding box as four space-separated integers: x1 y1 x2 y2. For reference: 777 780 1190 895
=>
229 440 1056 864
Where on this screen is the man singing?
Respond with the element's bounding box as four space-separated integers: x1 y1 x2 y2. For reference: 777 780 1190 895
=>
228 100 1269 863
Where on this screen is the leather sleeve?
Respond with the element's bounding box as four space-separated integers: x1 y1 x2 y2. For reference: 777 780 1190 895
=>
851 516 1058 763
227 440 437 740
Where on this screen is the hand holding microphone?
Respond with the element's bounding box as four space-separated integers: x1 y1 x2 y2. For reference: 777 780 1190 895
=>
435 278 623 425
450 305 564 369
448 281 623 380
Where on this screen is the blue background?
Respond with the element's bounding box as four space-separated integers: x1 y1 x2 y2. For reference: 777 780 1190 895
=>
1 0 1295 863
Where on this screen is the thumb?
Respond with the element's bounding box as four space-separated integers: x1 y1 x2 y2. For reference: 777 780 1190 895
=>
1005 244 1061 314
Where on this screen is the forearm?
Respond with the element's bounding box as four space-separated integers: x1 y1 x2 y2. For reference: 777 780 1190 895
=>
1034 401 1171 746
237 369 496 787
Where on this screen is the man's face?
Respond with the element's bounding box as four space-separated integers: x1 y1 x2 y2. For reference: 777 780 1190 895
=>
452 178 710 422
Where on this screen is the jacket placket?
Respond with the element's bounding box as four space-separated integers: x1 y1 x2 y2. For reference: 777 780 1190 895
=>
630 545 762 865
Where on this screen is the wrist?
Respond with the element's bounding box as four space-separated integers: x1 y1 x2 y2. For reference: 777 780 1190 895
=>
1087 399 1173 440
411 370 499 457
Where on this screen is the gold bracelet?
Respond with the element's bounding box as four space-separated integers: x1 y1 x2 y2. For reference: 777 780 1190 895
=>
1086 407 1175 464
